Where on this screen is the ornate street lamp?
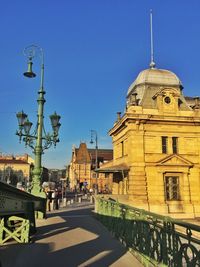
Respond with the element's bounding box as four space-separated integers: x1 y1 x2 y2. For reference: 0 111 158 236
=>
16 45 61 203
90 130 98 193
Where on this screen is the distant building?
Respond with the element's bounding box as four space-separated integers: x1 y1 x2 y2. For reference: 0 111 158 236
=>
0 154 33 186
48 168 66 183
68 143 113 192
0 153 49 187
97 65 200 219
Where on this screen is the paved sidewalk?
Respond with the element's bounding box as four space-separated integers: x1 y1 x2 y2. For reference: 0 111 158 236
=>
0 203 143 267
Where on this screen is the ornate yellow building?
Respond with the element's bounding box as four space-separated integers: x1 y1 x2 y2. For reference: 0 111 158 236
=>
68 143 113 192
98 65 200 218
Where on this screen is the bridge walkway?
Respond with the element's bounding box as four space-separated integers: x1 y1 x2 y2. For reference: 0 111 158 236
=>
0 202 143 267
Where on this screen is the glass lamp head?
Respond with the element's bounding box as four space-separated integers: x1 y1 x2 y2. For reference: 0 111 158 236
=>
54 122 61 135
50 112 61 127
23 119 33 134
16 111 27 127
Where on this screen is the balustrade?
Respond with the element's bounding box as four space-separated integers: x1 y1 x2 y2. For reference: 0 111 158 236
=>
95 197 200 266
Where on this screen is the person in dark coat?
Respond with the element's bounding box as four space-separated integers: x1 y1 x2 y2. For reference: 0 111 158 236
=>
54 189 59 210
47 189 52 211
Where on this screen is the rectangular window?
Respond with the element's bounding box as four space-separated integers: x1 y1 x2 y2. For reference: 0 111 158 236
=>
162 136 168 153
92 173 96 178
172 137 178 154
121 141 124 157
165 176 180 201
105 173 109 178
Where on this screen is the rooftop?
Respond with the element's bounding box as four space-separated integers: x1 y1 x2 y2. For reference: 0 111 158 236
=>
127 68 182 96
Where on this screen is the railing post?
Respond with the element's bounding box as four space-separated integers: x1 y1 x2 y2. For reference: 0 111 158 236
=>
162 220 169 265
24 201 36 235
0 218 4 244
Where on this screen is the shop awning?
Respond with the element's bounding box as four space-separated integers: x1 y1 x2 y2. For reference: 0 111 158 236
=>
95 164 129 173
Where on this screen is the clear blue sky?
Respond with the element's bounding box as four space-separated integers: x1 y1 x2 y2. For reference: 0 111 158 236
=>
0 0 200 169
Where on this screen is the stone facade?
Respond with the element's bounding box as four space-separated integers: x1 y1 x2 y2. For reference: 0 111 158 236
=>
68 143 113 192
100 67 200 218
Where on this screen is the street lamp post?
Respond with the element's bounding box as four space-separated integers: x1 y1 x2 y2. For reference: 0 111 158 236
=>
90 130 98 193
16 45 61 202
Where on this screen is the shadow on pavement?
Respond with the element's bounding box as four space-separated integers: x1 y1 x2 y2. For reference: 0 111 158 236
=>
0 205 140 267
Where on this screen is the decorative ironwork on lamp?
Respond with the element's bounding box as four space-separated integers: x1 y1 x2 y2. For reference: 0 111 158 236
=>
16 45 61 218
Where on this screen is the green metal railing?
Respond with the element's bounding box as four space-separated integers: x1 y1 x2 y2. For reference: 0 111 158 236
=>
95 197 200 266
0 181 46 244
0 181 46 216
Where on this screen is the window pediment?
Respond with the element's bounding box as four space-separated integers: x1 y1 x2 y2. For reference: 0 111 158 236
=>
152 88 181 112
152 87 180 100
156 154 193 167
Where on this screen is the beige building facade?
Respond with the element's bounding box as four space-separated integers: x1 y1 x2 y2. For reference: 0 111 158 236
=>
0 154 34 185
68 143 113 192
99 66 200 218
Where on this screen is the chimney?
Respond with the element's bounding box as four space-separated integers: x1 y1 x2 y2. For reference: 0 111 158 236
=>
117 112 121 121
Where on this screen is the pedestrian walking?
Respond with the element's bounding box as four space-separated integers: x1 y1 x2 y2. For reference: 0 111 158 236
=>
47 189 53 211
54 188 59 210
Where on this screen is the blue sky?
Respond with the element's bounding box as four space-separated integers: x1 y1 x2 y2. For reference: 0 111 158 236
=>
0 0 200 169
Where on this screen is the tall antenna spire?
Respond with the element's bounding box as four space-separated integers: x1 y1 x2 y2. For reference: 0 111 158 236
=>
149 9 156 69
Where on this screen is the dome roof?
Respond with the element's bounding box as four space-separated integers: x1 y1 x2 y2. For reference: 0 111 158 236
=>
127 68 182 96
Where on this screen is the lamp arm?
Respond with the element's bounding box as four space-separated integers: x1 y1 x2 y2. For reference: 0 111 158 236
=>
42 126 59 143
22 136 36 151
41 134 59 151
42 142 52 152
42 138 56 152
16 132 37 139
